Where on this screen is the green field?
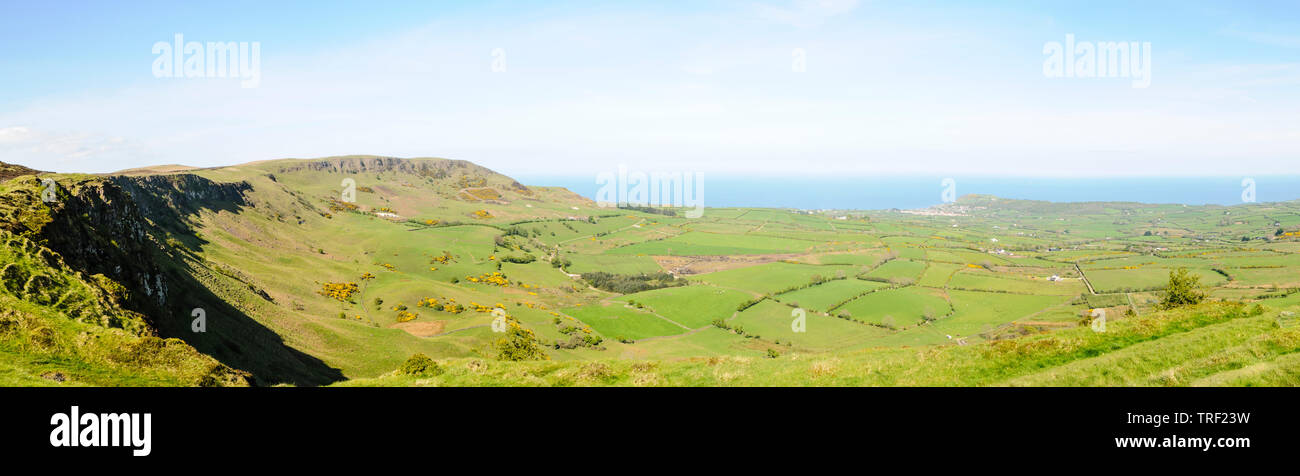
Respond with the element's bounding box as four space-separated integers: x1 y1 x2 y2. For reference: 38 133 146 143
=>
695 262 852 295
622 285 754 328
733 300 892 351
836 287 951 327
609 231 814 255
864 259 927 282
948 270 1088 295
560 302 688 341
777 279 890 312
1085 267 1228 293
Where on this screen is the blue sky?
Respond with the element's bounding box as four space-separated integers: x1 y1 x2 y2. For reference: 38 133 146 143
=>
1 0 1297 177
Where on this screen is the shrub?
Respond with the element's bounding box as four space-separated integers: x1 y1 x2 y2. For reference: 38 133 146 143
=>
501 253 536 264
581 271 686 294
494 320 549 361
398 353 441 376
736 297 764 312
317 282 360 302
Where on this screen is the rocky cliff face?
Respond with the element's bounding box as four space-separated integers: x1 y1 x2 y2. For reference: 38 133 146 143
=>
0 166 354 385
0 169 253 386
34 174 251 320
272 156 473 175
41 173 340 386
271 156 531 191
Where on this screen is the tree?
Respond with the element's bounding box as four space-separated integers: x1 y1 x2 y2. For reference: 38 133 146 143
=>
1158 267 1206 310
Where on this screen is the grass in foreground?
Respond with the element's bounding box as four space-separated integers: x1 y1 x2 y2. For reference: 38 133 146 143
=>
339 302 1300 387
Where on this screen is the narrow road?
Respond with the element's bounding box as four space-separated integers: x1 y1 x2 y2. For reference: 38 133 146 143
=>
1074 263 1097 294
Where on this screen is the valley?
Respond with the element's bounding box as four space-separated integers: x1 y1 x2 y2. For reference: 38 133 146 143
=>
4 156 1300 387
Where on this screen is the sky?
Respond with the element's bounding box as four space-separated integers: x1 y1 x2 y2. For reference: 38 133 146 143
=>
1 0 1298 178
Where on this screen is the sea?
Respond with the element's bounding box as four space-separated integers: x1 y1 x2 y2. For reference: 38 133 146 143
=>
513 175 1300 211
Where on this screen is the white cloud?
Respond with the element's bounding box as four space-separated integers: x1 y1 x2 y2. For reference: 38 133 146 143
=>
0 126 143 170
0 126 31 144
755 0 862 28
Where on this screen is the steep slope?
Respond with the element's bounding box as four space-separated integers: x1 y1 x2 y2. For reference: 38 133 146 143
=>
0 166 352 385
0 169 250 386
162 156 602 380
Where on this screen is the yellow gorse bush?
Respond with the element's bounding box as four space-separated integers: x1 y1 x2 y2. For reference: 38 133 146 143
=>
318 282 360 302
465 271 510 286
430 252 455 264
414 296 464 313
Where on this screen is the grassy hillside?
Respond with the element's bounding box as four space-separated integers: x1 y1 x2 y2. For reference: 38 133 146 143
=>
5 156 1300 387
340 302 1300 386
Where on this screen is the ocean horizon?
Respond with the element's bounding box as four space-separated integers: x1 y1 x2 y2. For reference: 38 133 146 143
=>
515 175 1300 211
